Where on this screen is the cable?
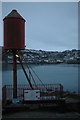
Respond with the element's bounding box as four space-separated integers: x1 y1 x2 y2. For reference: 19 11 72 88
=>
19 51 38 89
20 50 47 91
16 51 33 90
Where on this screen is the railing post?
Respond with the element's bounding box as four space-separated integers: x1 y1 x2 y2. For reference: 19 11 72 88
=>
60 84 63 98
2 85 6 106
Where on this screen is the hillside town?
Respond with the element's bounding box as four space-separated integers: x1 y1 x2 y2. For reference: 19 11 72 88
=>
2 47 80 64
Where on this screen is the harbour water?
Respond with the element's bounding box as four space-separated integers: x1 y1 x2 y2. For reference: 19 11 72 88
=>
2 63 79 93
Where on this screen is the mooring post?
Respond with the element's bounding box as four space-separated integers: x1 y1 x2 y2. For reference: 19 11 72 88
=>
13 50 17 98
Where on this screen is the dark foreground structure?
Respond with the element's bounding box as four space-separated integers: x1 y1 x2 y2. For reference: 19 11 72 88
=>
2 93 80 119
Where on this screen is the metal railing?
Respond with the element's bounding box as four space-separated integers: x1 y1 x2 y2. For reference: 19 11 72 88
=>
2 84 63 101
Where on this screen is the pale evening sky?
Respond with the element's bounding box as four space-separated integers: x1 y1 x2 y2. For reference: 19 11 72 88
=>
2 2 78 51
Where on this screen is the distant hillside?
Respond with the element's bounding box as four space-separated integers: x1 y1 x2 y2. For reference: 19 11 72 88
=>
1 46 80 64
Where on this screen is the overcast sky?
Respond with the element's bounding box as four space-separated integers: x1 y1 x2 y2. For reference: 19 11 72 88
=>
2 2 78 51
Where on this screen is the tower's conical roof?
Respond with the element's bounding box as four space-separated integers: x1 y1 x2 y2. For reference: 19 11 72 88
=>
3 9 25 21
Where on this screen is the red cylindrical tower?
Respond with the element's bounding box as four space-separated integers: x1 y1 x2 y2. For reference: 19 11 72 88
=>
3 10 25 99
3 9 25 50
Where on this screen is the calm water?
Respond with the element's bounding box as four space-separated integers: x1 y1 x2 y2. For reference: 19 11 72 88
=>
2 64 79 93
